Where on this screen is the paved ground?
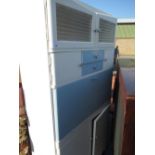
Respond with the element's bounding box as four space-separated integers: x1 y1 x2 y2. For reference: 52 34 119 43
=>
118 57 135 68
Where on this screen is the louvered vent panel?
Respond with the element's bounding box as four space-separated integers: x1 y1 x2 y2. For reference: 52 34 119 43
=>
56 3 92 41
99 19 115 43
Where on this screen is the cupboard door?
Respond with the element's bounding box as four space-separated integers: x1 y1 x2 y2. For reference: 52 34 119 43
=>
92 105 109 155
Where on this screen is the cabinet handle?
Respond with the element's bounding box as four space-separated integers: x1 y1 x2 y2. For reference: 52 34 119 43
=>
104 58 108 62
94 55 98 59
93 66 97 70
94 29 101 33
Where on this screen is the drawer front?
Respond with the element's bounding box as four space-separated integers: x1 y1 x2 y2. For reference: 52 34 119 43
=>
98 50 104 61
82 50 104 64
82 51 97 64
82 62 103 76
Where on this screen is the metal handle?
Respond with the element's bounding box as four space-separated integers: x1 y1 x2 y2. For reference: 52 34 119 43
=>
94 55 98 59
94 29 101 33
104 58 108 62
93 66 97 70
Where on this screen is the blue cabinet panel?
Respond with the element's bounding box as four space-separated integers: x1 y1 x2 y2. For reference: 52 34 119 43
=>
96 61 103 70
98 50 104 61
81 50 104 76
56 68 113 140
82 51 97 63
82 61 103 75
82 50 104 64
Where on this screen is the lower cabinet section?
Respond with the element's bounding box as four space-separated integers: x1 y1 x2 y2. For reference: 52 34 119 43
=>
56 69 112 140
57 105 110 155
52 69 113 155
59 118 92 155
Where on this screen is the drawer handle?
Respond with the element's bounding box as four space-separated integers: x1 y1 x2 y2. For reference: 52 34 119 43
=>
79 63 83 67
94 55 98 59
104 58 108 62
79 60 103 67
93 66 97 70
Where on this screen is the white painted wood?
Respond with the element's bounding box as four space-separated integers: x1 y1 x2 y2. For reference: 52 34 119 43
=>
96 15 116 45
20 0 56 155
72 0 112 16
54 0 96 48
97 13 117 24
103 47 115 71
45 0 57 49
52 51 81 87
57 0 95 16
92 105 110 155
46 0 116 50
49 47 114 88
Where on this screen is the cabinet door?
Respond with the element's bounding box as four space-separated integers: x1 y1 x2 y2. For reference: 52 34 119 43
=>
92 105 109 155
96 14 116 44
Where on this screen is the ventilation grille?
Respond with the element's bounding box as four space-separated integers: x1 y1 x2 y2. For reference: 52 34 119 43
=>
56 3 92 42
99 19 115 43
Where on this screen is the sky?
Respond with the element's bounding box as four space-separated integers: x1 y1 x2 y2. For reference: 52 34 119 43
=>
80 0 135 19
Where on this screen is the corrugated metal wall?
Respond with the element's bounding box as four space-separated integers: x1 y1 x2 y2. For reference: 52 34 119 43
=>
116 24 135 38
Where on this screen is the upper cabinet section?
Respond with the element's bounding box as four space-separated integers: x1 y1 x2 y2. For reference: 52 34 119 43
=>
47 0 117 49
56 3 92 42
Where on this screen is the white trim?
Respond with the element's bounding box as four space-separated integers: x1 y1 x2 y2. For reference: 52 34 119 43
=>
49 43 115 51
74 0 112 16
55 0 96 45
117 18 135 24
50 67 112 89
92 105 110 155
46 0 57 49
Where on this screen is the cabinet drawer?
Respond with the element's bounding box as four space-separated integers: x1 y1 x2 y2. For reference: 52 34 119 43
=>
82 62 103 76
82 50 104 64
82 51 97 64
98 50 104 61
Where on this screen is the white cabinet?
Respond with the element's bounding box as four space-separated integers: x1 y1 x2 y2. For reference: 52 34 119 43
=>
45 1 116 155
